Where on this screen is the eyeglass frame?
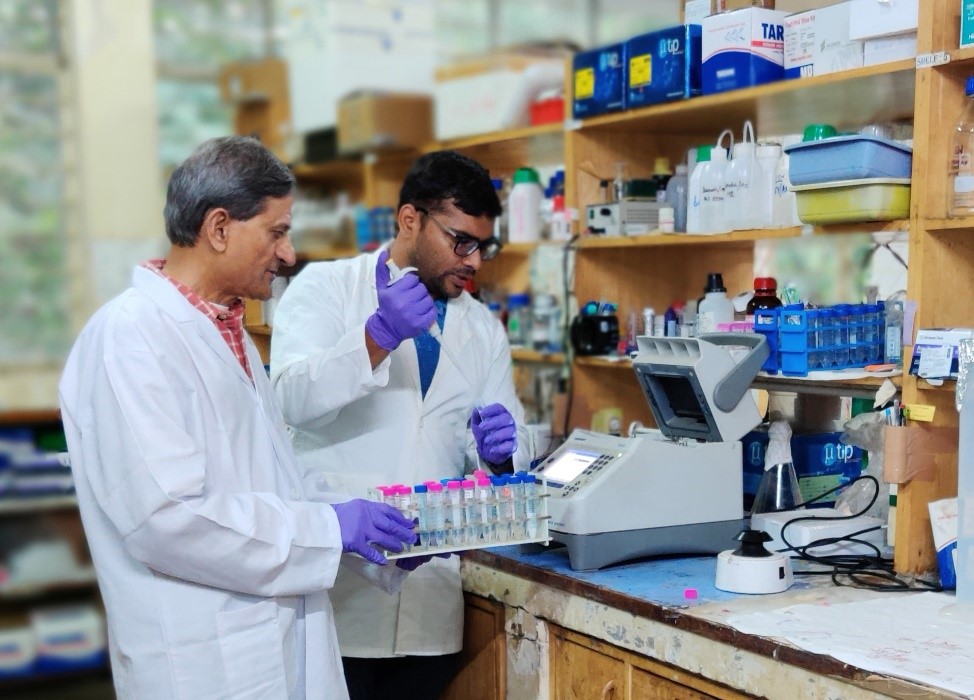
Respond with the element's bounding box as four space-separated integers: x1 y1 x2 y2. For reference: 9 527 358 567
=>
414 206 502 261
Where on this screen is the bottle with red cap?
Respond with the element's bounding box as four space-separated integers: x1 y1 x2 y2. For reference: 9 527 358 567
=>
745 277 782 324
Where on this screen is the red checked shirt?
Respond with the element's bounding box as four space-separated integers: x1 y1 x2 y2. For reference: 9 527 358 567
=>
142 259 253 382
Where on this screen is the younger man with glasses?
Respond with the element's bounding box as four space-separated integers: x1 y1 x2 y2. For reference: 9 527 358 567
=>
270 150 531 700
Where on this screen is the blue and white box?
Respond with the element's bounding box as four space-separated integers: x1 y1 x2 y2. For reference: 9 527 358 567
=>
625 25 702 108
702 7 788 95
573 44 626 119
784 2 863 79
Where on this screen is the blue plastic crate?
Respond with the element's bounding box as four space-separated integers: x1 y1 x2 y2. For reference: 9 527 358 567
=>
784 135 913 186
752 307 781 374
778 304 884 377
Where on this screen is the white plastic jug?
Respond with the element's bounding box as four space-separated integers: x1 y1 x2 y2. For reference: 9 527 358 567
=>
725 121 763 231
686 145 711 234
773 134 802 228
755 143 781 229
700 130 733 234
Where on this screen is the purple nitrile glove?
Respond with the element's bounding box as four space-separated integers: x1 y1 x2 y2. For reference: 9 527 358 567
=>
395 551 453 571
471 403 518 464
365 250 437 351
332 499 417 566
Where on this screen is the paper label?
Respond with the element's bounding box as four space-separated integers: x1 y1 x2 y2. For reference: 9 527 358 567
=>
574 68 595 99
918 345 953 379
629 54 651 88
904 404 936 422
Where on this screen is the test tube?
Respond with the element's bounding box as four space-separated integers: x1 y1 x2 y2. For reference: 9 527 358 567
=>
510 473 526 540
523 474 539 539
491 475 514 542
446 480 464 546
413 483 430 549
462 478 478 544
475 477 495 543
396 485 414 553
427 482 446 548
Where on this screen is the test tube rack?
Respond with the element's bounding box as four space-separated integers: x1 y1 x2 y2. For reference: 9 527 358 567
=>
368 476 551 560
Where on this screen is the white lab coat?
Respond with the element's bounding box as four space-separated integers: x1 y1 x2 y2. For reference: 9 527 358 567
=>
60 267 401 699
271 248 531 657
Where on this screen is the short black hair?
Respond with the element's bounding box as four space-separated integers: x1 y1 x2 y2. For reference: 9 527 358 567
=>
397 150 502 219
164 136 295 247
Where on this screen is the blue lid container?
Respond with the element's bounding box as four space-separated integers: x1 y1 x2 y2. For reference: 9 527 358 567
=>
784 135 913 185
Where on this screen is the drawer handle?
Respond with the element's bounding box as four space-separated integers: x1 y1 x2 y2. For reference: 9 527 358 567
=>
600 680 616 699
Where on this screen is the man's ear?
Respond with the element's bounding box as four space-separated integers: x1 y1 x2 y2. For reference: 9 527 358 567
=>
396 204 422 243
201 208 232 252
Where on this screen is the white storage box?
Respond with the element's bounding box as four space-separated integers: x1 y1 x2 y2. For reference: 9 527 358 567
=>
863 32 918 66
849 0 919 40
32 605 106 671
435 55 565 141
784 2 863 79
0 627 35 676
702 8 789 94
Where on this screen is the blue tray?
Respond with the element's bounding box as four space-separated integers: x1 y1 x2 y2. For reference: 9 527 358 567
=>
784 135 913 185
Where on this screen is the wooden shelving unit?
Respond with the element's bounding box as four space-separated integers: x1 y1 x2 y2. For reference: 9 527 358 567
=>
510 349 567 365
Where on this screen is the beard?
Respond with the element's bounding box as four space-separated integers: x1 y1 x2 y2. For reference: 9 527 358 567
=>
423 265 475 300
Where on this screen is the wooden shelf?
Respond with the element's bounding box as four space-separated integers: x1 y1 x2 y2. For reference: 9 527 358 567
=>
0 495 78 516
574 356 633 369
510 349 566 364
246 324 271 337
428 122 564 153
948 45 974 66
0 409 60 426
291 159 364 184
0 572 98 601
578 60 915 136
924 216 974 231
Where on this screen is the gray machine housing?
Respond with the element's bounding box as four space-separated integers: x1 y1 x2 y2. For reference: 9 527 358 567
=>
539 334 768 570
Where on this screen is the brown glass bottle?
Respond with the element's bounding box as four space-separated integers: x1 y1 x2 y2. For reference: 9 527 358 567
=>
745 277 782 322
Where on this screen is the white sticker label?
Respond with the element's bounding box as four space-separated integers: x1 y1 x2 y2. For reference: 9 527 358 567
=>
916 52 951 69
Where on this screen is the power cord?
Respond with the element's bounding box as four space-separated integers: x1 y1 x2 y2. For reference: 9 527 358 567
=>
768 475 942 593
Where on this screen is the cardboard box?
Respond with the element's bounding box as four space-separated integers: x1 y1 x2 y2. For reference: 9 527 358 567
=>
784 2 863 79
218 58 292 160
863 32 917 66
681 0 775 24
573 44 626 119
908 328 974 379
626 25 702 108
849 0 918 40
702 8 788 94
434 53 566 140
963 1 974 48
337 91 432 154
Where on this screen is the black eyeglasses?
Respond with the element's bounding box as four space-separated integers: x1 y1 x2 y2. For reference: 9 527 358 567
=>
415 207 502 261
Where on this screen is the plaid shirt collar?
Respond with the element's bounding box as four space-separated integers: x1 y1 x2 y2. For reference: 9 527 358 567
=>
142 259 252 380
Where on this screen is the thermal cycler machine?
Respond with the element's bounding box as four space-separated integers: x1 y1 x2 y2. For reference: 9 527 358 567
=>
534 333 768 570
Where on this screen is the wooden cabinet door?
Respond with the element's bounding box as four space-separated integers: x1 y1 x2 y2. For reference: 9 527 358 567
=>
630 666 718 700
442 594 506 700
551 630 625 700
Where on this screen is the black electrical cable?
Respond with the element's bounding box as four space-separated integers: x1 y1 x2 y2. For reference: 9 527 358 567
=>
766 474 942 593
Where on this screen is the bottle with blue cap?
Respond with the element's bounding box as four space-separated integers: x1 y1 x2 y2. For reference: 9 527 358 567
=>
951 75 974 217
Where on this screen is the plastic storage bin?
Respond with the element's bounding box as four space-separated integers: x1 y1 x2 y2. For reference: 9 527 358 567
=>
792 177 911 224
777 304 884 377
785 135 913 185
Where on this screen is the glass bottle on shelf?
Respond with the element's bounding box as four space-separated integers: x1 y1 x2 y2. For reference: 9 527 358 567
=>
950 75 974 217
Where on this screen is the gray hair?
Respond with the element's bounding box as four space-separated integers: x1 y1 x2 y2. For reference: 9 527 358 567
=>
164 136 295 247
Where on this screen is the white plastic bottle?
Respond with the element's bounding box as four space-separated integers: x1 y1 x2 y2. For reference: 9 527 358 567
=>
686 145 711 234
507 167 543 242
700 144 730 233
773 134 802 227
755 144 781 229
665 164 690 233
697 273 735 334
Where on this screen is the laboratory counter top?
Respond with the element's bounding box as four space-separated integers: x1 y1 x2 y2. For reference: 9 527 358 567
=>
460 545 970 700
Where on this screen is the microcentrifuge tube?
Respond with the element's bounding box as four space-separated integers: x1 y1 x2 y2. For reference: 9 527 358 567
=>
446 480 464 546
461 479 478 544
427 482 446 547
523 474 539 539
413 484 430 549
476 477 495 543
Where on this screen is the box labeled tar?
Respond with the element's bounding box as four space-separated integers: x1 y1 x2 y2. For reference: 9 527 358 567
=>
626 25 702 108
962 1 974 48
573 44 626 119
784 2 863 79
702 7 788 94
